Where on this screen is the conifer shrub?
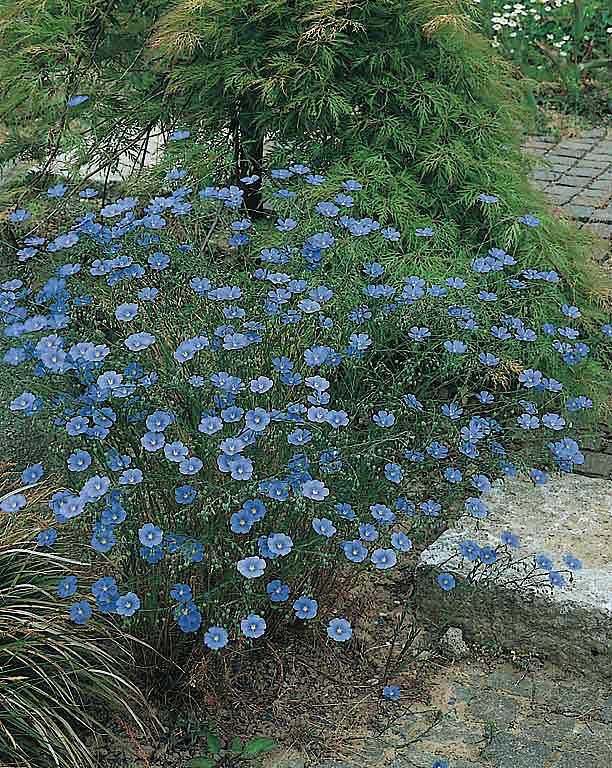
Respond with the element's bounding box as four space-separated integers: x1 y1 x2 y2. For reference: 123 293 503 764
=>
1 0 608 311
2 148 610 684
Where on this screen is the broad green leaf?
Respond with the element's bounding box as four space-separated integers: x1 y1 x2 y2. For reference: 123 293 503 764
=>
188 758 215 768
230 736 244 753
242 737 278 756
207 733 222 754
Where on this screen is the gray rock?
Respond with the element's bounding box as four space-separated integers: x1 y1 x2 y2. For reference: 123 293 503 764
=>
576 451 612 479
414 475 612 680
438 627 470 660
480 731 555 768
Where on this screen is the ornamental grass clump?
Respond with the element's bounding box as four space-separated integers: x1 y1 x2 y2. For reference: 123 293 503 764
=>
0 468 154 768
1 149 611 687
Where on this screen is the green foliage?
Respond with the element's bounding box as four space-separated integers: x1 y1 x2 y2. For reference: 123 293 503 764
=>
0 0 524 198
1 0 607 304
0 470 156 768
0 0 172 188
476 0 612 116
2 150 610 687
188 730 277 767
0 0 608 281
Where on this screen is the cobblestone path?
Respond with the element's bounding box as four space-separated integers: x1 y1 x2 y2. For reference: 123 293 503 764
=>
523 128 612 266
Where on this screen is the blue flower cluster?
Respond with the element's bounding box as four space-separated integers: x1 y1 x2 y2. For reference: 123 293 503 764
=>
2 144 609 687
454 531 583 588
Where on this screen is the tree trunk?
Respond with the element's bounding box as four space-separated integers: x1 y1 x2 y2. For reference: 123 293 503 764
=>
233 96 265 218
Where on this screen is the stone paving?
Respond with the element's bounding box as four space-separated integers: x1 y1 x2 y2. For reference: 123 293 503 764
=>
267 657 612 768
377 658 612 768
522 128 612 264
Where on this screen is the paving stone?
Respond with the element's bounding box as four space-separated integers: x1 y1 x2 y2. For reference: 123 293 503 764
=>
523 715 578 745
532 675 606 714
415 713 486 748
547 154 576 164
547 182 579 193
589 180 612 192
437 762 488 768
480 731 556 768
557 140 595 150
586 153 612 163
314 762 353 768
570 167 605 178
551 163 578 173
464 689 520 730
575 161 611 170
447 682 477 707
601 695 612 724
556 175 590 187
583 222 612 239
564 204 595 219
548 192 576 205
572 195 609 206
388 752 459 768
524 147 549 157
555 149 588 159
483 665 534 699
265 657 612 768
591 208 612 223
572 188 610 200
533 170 559 182
567 721 612 753
554 753 610 768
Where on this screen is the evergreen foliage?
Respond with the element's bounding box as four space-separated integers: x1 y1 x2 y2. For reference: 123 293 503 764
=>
1 0 609 315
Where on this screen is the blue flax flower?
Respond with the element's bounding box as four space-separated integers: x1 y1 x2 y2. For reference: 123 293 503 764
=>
202 626 228 649
327 618 352 642
241 614 266 638
293 596 318 620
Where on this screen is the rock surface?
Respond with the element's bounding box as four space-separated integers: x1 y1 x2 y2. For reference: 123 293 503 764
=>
439 627 471 660
414 474 612 679
263 659 612 768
